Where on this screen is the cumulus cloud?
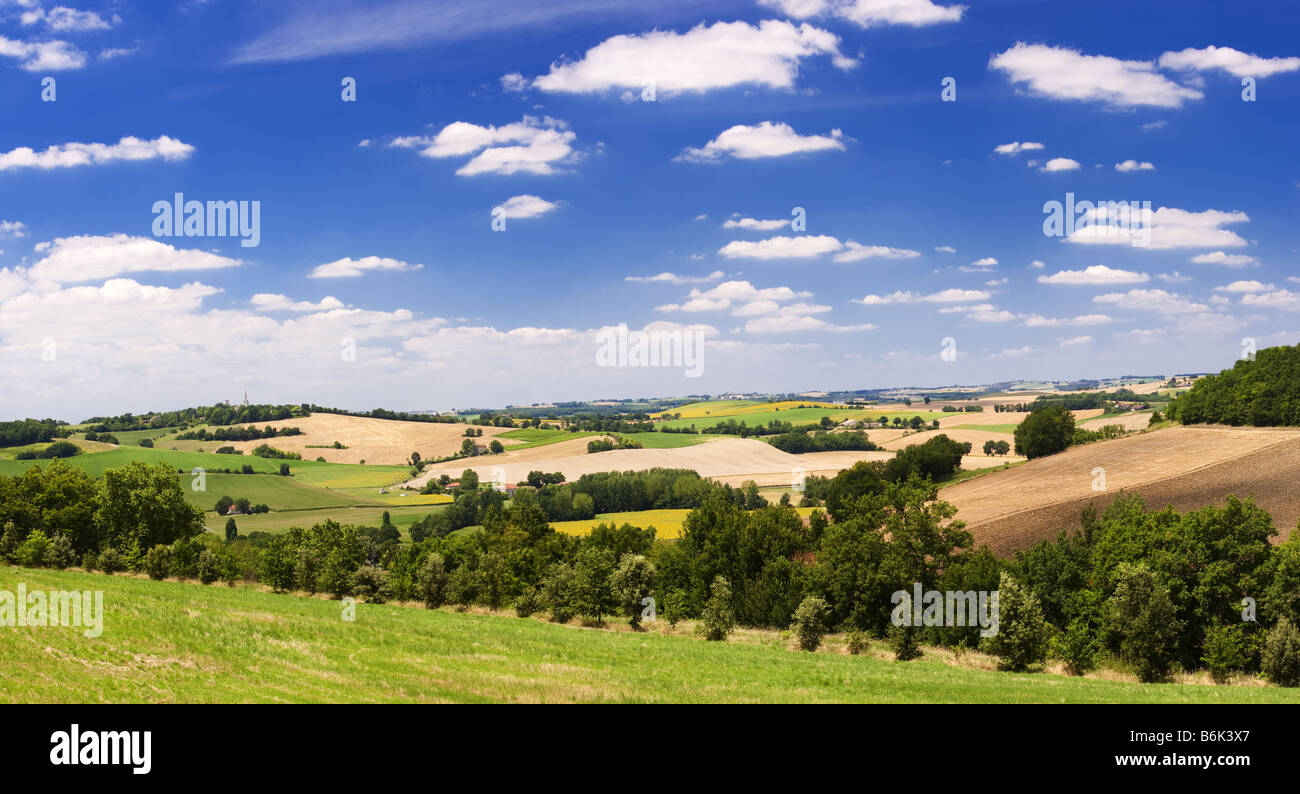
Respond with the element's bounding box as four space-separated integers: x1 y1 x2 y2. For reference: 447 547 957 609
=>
717 234 842 259
990 42 1203 108
23 6 117 32
0 35 86 70
1190 251 1258 267
855 288 991 304
993 141 1044 155
1066 207 1251 250
28 234 241 283
251 294 347 312
759 0 964 28
0 135 194 171
1115 159 1155 172
1022 313 1114 326
494 194 559 219
1037 265 1149 285
723 215 790 231
934 245 956 253
388 116 577 176
308 256 424 279
1214 280 1274 293
0 220 26 238
531 20 855 97
677 122 846 162
832 242 921 262
1241 289 1300 310
1092 288 1209 314
1041 157 1081 171
625 271 724 285
1158 45 1300 78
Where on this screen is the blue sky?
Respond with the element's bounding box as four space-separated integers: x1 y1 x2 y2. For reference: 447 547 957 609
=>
1 0 1298 419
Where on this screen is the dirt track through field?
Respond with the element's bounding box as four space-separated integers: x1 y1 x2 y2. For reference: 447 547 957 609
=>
941 426 1300 554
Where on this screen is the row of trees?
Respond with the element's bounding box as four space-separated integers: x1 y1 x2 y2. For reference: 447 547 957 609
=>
767 430 877 454
1167 344 1300 427
176 425 302 442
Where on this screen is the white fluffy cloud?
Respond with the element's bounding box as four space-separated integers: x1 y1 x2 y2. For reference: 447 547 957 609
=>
251 294 346 312
833 242 921 262
1066 207 1251 250
308 256 424 279
990 43 1203 108
855 288 990 304
1037 265 1149 285
1022 314 1114 327
1214 280 1274 293
677 122 846 162
494 194 559 219
27 234 241 283
717 234 842 259
1158 46 1300 78
1115 159 1155 172
23 6 116 32
1092 288 1209 314
1041 157 1081 171
625 271 724 285
993 141 1044 155
389 116 577 176
0 220 26 238
1241 289 1300 310
0 135 194 171
723 216 790 231
760 0 965 28
0 35 85 70
1190 251 1258 267
532 20 854 97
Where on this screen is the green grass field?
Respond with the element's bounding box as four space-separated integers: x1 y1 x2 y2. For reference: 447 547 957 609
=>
3 566 1294 703
954 423 1020 434
210 504 444 535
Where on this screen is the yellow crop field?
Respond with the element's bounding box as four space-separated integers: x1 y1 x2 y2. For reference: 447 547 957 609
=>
551 506 819 539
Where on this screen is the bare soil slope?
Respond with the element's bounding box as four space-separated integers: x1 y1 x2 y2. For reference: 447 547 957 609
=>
941 426 1300 554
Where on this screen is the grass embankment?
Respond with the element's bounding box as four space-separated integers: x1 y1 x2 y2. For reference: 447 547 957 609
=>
3 566 1294 703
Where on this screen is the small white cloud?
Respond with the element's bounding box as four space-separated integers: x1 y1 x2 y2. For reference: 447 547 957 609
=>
678 122 847 163
993 141 1044 156
494 194 559 219
723 216 790 231
1038 265 1148 285
934 245 956 253
717 234 842 259
0 135 194 171
1190 251 1258 267
1115 159 1155 172
990 42 1203 108
625 271 724 285
1158 45 1300 78
1214 280 1275 293
308 256 424 279
833 242 921 262
1041 157 1081 172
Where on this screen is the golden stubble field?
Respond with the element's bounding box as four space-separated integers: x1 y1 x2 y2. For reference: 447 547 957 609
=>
224 414 518 465
941 425 1300 554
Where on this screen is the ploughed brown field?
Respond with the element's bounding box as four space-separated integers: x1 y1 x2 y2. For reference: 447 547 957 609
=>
941 426 1300 554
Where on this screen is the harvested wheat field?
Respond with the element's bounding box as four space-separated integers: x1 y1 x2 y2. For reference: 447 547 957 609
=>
406 437 908 489
1078 412 1153 431
941 426 1300 554
225 414 517 465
